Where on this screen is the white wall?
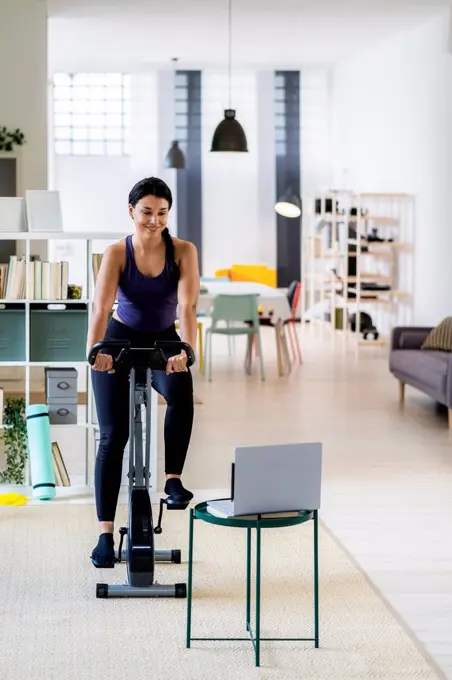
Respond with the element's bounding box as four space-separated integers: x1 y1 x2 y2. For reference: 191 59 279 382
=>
51 73 175 235
256 70 277 271
48 54 330 279
201 69 275 275
301 69 332 194
51 66 277 276
0 0 48 192
331 10 452 325
49 72 180 285
53 156 136 233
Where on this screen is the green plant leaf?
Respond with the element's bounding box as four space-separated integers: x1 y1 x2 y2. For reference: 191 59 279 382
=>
0 397 27 485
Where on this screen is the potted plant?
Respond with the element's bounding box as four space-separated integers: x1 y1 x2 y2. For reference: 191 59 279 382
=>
0 397 27 484
0 126 26 152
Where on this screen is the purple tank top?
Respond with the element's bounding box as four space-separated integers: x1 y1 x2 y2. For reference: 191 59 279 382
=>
116 234 179 333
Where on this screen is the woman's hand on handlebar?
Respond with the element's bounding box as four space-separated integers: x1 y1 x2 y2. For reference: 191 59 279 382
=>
166 349 189 374
92 352 114 372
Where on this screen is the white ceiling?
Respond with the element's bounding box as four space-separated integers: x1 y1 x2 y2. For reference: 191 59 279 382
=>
46 0 451 72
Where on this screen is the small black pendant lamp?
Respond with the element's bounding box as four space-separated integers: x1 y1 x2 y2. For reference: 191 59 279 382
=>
274 187 302 218
165 140 185 169
211 0 248 152
164 58 186 169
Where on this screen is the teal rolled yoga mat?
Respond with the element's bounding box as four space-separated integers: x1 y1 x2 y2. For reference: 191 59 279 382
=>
26 404 55 501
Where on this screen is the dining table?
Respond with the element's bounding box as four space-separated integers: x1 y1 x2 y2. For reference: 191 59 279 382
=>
196 280 294 376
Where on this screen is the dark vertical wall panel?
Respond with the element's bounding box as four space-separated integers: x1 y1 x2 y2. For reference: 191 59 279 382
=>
0 158 18 259
175 70 203 273
275 71 301 286
0 158 16 196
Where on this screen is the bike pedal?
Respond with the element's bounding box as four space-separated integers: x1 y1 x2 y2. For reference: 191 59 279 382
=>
165 497 190 510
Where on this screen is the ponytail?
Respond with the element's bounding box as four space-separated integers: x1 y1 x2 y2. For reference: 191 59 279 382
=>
162 227 180 282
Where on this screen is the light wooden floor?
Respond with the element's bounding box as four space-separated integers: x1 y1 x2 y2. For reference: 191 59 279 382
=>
3 323 452 678
184 324 452 680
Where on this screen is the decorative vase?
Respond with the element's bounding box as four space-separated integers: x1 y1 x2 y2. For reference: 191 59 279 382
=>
67 285 82 300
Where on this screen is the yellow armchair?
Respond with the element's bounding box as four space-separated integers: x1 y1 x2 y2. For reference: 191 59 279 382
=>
214 269 230 279
229 264 276 288
214 265 276 287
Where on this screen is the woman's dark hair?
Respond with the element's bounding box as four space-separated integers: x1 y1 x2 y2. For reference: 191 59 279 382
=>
128 176 173 210
128 176 178 280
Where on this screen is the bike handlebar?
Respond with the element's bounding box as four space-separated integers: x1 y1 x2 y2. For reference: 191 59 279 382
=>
88 339 196 369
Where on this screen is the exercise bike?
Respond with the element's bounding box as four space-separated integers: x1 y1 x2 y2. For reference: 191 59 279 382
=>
88 338 195 599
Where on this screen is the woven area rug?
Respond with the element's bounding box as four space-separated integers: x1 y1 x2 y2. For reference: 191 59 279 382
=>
0 503 440 679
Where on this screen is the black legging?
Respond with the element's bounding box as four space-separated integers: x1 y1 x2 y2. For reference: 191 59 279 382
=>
91 318 194 522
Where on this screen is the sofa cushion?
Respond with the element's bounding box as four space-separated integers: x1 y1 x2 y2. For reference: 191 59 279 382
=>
422 317 452 351
390 349 450 393
398 330 431 349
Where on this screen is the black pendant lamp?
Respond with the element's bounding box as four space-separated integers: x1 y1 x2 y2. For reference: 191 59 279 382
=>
165 140 185 169
274 188 302 218
211 0 248 152
164 58 186 169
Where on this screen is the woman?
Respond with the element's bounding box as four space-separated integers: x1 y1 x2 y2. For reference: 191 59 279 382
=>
87 176 199 568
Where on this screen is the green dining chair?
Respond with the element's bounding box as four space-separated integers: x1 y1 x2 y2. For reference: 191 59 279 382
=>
204 294 265 381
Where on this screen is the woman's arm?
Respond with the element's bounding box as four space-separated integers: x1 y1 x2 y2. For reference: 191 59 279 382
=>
177 241 200 354
86 243 123 363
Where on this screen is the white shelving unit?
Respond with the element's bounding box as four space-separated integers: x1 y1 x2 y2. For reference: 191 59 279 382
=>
301 192 414 347
344 193 414 348
0 231 158 490
301 191 353 330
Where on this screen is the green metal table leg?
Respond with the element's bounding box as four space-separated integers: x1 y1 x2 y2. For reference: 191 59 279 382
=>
314 510 319 648
246 527 251 631
255 523 261 667
185 507 318 664
186 509 194 648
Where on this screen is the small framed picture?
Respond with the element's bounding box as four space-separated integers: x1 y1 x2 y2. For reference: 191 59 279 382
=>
25 190 64 233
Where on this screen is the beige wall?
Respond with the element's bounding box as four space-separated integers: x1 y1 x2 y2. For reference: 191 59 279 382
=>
0 1 49 461
0 0 48 193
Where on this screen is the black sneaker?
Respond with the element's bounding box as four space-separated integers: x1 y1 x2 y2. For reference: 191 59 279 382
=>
91 533 115 569
164 478 194 503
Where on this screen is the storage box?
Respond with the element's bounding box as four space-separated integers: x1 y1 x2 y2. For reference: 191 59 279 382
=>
45 367 78 425
45 367 78 400
30 305 88 362
47 401 78 425
0 307 26 361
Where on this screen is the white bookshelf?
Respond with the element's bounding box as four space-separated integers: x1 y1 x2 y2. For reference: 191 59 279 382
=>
301 191 351 328
0 231 158 490
301 192 414 347
343 193 413 348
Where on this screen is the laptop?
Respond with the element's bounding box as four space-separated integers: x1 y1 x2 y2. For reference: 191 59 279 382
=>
207 442 322 518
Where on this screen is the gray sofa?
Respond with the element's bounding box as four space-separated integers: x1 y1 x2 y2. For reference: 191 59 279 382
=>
389 326 452 428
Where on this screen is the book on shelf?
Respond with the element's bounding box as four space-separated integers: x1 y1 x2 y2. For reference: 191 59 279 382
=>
92 253 103 283
52 442 70 487
0 256 69 301
0 264 7 299
52 450 63 486
2 255 26 300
